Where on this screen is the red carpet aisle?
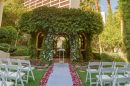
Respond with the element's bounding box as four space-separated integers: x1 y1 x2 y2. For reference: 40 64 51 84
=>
38 63 83 86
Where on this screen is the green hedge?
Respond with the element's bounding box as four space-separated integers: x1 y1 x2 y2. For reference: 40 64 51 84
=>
93 53 125 62
0 26 17 44
11 45 29 56
0 43 16 52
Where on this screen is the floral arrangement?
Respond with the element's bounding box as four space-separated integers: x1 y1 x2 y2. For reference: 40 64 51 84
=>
69 64 83 86
38 65 54 86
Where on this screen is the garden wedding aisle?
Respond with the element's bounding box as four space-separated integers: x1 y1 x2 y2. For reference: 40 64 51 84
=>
38 63 82 86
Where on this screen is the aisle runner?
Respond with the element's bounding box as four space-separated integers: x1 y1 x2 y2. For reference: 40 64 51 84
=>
38 63 82 86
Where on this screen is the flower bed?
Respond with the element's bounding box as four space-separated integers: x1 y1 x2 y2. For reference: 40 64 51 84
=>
38 65 53 86
69 64 83 86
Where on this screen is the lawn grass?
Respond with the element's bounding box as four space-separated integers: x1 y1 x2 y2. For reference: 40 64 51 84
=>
77 69 88 86
77 69 97 86
25 69 46 86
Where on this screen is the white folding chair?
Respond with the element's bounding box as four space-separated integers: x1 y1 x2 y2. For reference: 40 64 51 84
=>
19 59 35 83
5 65 25 86
86 62 101 86
96 67 116 86
113 68 130 86
0 72 14 86
0 58 10 65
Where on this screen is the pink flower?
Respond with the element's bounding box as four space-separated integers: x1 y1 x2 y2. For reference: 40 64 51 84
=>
38 65 54 86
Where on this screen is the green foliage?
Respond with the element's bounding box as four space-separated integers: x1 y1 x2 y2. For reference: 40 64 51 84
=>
80 0 95 11
93 52 125 62
0 26 17 44
19 6 103 36
0 43 16 52
100 9 121 51
18 6 103 61
119 0 130 60
11 45 29 56
2 0 26 26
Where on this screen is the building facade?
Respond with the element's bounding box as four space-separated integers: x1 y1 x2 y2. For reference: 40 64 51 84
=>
24 0 80 9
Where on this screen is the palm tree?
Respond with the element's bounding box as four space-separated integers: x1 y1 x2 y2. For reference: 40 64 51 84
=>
106 0 111 8
95 0 99 11
106 0 112 14
0 0 4 27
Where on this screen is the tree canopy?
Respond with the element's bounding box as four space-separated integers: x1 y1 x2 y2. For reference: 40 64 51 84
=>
18 6 103 37
2 0 26 26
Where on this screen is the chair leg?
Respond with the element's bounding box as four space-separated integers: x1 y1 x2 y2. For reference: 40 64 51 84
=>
90 73 92 86
100 80 103 86
31 70 35 81
26 70 29 83
112 79 116 86
96 79 99 86
20 77 24 86
117 83 120 86
86 72 88 82
15 78 17 86
98 78 103 86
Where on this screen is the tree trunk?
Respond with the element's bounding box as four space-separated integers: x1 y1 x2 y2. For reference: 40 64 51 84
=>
85 34 93 61
106 0 112 13
95 0 99 12
95 0 103 54
0 0 4 27
120 18 127 61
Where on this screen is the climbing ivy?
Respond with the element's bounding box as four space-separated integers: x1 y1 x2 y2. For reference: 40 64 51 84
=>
19 6 103 36
18 6 103 61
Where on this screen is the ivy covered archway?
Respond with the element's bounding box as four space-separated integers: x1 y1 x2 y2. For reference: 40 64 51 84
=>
18 6 103 62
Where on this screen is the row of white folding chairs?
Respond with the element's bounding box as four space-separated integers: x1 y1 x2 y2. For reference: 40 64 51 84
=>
96 67 130 86
86 62 130 86
0 58 35 83
0 64 25 86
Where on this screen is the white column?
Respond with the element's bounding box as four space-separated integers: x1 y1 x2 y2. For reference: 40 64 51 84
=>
0 0 4 27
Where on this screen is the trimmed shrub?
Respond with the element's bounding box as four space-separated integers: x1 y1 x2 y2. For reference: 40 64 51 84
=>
0 26 17 44
0 43 16 53
11 45 29 56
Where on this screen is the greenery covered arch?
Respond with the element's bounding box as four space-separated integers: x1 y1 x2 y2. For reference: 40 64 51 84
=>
18 6 103 62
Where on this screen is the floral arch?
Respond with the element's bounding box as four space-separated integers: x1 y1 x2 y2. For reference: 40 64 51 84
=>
18 6 103 62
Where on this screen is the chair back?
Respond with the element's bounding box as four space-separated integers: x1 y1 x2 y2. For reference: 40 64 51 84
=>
10 59 19 66
101 62 115 68
88 62 101 69
115 62 127 68
0 58 10 65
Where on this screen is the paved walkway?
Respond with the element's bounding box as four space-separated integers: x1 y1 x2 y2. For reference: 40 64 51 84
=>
46 63 73 86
